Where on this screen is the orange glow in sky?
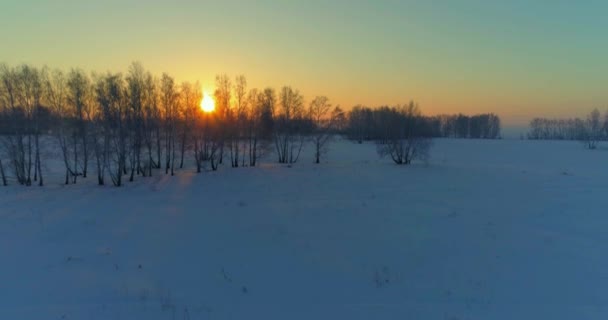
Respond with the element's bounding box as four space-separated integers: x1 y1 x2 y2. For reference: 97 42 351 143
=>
2 1 607 126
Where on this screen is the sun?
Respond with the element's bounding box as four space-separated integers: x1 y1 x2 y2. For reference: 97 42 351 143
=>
200 92 215 113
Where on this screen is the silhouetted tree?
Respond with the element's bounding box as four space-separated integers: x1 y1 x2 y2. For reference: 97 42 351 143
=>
178 81 202 172
528 110 607 145
214 74 231 165
94 73 128 186
126 62 147 181
161 73 178 175
45 68 79 184
376 102 432 165
66 69 92 179
274 86 306 164
309 96 333 164
0 64 47 186
581 108 602 149
224 75 248 168
141 70 160 176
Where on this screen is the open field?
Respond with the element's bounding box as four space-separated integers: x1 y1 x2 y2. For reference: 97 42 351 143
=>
2 138 608 319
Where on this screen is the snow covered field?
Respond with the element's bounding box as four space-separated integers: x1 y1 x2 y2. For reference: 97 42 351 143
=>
2 138 608 319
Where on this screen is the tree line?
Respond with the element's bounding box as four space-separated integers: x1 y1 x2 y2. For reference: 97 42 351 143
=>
528 109 607 149
346 106 501 142
0 62 347 187
0 62 502 187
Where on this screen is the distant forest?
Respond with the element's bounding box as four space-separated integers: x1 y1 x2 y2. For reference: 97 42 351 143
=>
528 109 607 149
0 63 501 187
346 106 501 142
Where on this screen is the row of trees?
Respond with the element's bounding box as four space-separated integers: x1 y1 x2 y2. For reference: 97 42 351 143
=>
528 109 607 149
0 63 351 187
425 113 501 139
1 63 503 187
346 106 501 143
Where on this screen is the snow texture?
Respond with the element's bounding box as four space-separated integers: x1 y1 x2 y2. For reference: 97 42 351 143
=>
1 138 608 319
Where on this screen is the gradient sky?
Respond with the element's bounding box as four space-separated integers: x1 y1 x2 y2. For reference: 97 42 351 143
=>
2 0 607 125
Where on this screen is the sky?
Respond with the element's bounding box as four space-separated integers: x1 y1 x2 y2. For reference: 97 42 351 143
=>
1 0 607 125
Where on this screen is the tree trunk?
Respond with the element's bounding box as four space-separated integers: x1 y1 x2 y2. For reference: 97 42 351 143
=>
82 132 88 178
35 134 43 186
179 133 186 169
171 138 176 176
165 128 171 174
26 134 32 186
148 145 153 177
73 134 78 184
0 159 7 186
156 127 162 169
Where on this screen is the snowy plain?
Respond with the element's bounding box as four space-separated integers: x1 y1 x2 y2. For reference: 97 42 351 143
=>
1 138 608 319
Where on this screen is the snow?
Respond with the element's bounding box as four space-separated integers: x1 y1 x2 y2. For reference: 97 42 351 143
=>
2 138 608 319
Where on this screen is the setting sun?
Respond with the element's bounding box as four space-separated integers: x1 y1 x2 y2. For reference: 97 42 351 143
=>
200 92 215 113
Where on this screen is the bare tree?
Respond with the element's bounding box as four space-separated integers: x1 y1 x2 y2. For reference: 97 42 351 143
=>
178 81 202 171
94 73 128 186
231 75 247 168
192 101 205 173
91 73 109 185
206 113 223 171
17 65 45 186
585 109 603 149
214 74 231 166
66 69 92 179
274 86 306 164
125 62 147 181
245 88 261 167
376 102 432 165
141 71 160 176
1 65 26 185
45 69 79 184
309 96 334 164
161 73 178 175
580 108 602 149
242 87 274 167
0 64 22 185
0 64 46 186
0 81 6 185
176 81 200 170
